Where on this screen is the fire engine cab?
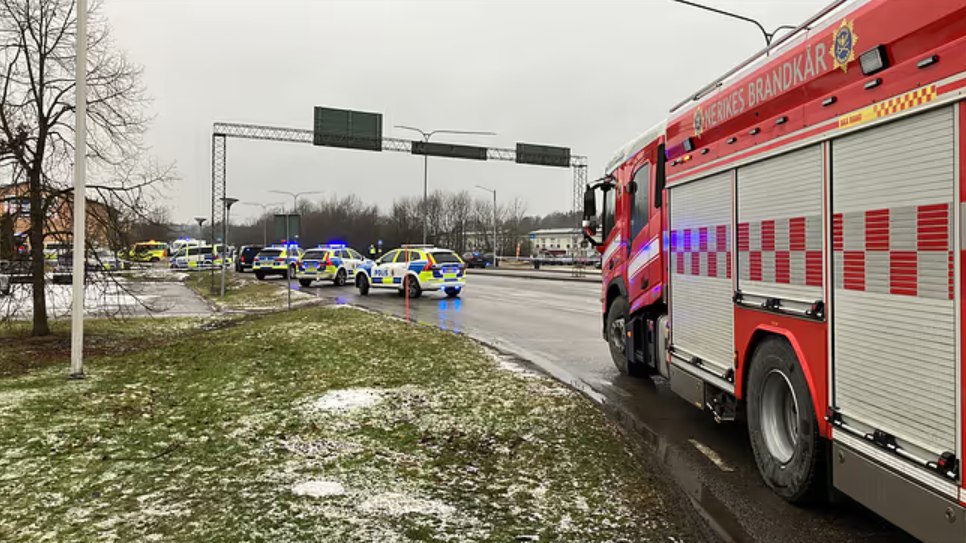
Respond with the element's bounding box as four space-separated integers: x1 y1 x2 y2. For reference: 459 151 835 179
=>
583 1 966 540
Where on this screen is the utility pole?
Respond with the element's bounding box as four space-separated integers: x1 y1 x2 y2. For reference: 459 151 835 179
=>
220 197 238 297
241 202 281 245
69 0 88 380
396 125 496 244
476 185 497 267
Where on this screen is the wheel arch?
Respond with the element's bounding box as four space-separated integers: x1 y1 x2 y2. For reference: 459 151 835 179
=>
738 325 826 436
603 278 628 336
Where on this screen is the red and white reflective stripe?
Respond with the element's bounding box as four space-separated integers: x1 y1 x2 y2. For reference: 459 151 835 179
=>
737 215 822 287
833 203 953 300
602 234 622 265
628 237 660 278
669 225 731 279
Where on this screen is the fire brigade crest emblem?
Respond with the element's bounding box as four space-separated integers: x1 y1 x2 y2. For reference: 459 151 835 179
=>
693 106 704 137
831 18 858 73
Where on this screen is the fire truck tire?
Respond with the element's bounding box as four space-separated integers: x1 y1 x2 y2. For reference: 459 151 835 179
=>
747 337 824 504
606 297 644 377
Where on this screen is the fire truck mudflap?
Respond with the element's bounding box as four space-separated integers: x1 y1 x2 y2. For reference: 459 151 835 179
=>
829 105 963 528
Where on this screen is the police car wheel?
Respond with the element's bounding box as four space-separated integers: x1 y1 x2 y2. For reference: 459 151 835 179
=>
357 275 370 296
287 265 296 279
334 268 347 287
444 287 460 298
150 257 159 263
404 276 421 299
298 279 312 288
255 271 266 281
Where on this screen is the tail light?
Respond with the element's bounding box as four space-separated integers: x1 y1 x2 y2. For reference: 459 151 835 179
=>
325 253 333 267
275 257 285 263
423 253 436 272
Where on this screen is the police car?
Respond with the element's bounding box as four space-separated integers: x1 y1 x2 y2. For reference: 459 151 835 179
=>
169 244 230 270
355 245 465 298
295 244 366 287
253 244 303 280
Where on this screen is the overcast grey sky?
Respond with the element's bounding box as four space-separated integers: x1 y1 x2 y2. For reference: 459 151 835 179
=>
103 0 828 224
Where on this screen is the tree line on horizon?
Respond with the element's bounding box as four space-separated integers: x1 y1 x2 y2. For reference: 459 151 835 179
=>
134 190 580 256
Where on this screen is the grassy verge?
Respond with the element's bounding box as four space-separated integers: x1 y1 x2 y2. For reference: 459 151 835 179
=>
0 317 204 378
185 272 309 311
0 307 692 542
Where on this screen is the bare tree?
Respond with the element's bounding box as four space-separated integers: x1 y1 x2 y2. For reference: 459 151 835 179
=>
0 0 166 335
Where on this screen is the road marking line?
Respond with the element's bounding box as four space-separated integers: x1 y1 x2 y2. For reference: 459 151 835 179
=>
689 439 735 472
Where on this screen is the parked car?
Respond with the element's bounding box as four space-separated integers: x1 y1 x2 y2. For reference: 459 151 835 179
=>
461 251 495 269
1 259 34 287
295 244 366 287
87 249 130 271
235 245 264 272
356 245 466 298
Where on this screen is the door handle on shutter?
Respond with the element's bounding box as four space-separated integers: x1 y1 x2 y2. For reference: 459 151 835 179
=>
641 278 649 290
608 260 615 270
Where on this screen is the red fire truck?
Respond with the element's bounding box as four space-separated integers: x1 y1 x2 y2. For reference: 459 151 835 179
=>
582 1 966 540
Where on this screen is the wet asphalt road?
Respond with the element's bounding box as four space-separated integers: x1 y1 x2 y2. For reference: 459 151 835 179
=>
296 273 914 543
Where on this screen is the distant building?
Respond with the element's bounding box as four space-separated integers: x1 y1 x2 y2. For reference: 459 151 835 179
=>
0 182 115 251
527 227 598 258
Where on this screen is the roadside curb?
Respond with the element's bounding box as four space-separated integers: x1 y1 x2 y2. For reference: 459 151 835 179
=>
467 269 600 283
465 337 726 543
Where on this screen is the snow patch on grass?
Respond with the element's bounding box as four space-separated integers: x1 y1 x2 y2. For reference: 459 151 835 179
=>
304 388 386 413
292 480 346 498
359 491 456 518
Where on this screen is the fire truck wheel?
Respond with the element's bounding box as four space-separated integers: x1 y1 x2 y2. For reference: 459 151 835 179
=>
606 297 644 376
747 337 824 504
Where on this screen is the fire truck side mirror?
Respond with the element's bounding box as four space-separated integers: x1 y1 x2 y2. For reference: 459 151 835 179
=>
583 187 596 218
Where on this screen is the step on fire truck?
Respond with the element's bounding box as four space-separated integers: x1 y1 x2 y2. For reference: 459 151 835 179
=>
582 1 966 540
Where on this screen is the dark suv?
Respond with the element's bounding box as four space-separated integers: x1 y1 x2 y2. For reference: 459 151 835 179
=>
235 245 264 272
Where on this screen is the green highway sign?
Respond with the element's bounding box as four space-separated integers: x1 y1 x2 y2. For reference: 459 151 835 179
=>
515 143 571 168
273 214 301 241
313 107 382 151
411 141 488 161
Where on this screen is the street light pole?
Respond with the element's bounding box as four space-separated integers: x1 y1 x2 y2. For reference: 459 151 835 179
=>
241 202 282 245
220 197 238 297
670 0 796 46
268 190 321 222
395 125 496 244
194 216 206 289
69 0 89 380
475 185 497 267
268 190 320 310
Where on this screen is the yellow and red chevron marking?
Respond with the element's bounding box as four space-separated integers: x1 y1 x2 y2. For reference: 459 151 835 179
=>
838 85 937 129
873 85 936 117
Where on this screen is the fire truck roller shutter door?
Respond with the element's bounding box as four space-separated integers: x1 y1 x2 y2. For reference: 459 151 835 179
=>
669 171 734 377
737 145 824 310
832 105 957 464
